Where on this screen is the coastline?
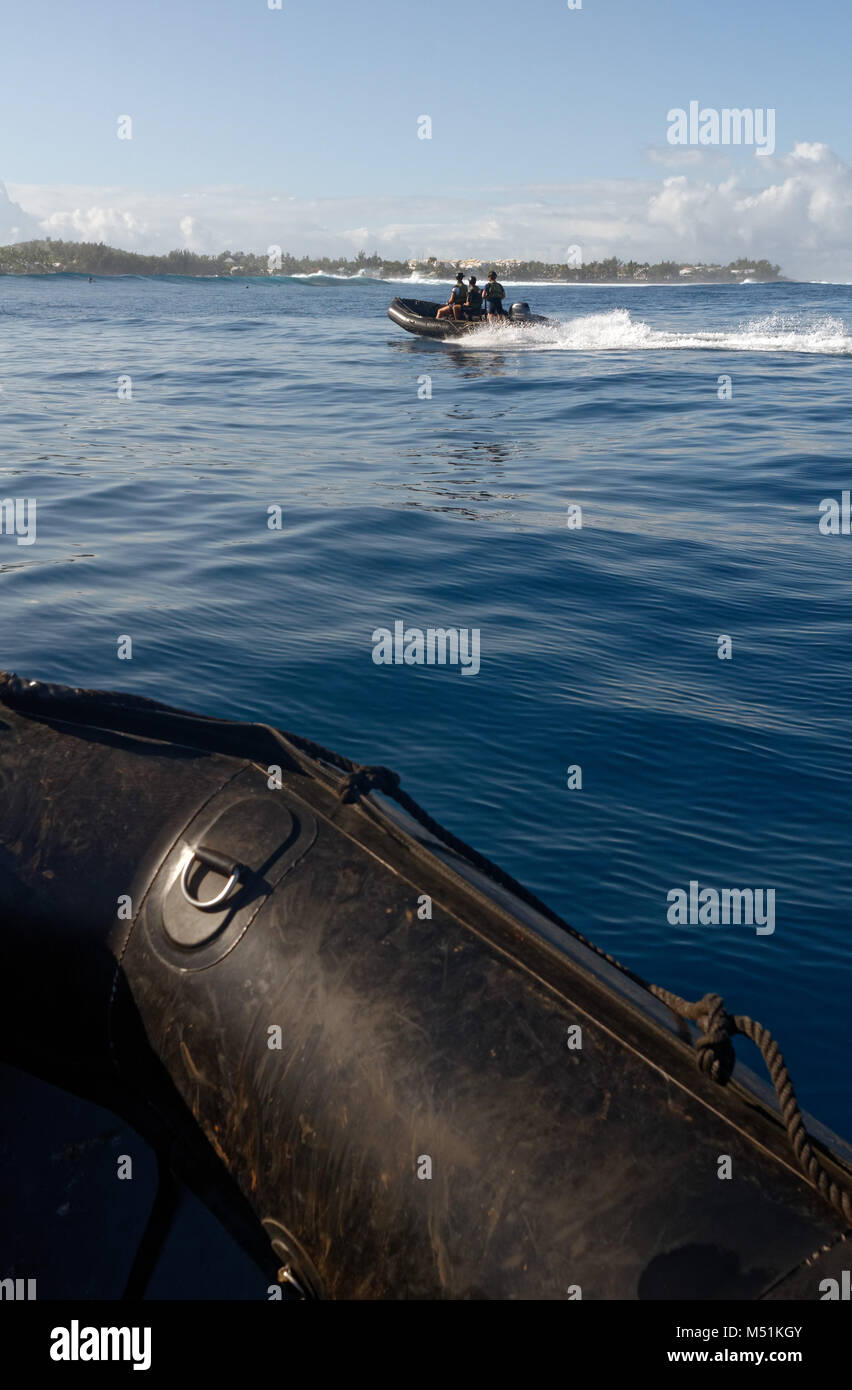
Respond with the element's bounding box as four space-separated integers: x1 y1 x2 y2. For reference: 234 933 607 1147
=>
0 240 785 285
0 270 794 287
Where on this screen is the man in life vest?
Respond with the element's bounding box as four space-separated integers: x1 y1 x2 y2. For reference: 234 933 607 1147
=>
437 273 468 320
483 271 506 321
465 276 483 319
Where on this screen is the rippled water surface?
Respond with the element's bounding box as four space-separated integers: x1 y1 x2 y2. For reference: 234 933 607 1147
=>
2 273 851 1133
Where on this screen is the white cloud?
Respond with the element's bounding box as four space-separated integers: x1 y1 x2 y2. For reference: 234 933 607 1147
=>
178 214 204 249
6 142 852 279
0 180 41 243
39 205 143 242
640 144 852 273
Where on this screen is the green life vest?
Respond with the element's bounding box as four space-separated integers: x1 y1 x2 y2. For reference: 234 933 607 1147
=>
451 283 466 302
486 281 504 300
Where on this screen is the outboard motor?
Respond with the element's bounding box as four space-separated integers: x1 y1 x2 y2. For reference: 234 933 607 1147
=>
510 301 532 319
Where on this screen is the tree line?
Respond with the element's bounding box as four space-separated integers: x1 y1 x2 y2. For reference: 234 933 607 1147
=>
0 239 783 282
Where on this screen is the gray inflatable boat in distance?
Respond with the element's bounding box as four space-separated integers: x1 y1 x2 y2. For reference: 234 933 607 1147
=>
387 296 550 339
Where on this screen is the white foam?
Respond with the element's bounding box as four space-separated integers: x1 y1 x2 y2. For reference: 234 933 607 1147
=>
457 307 852 355
292 269 382 280
392 272 445 285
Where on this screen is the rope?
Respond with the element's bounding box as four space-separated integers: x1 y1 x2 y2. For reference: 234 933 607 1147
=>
2 670 850 1227
323 751 852 1228
337 765 401 804
647 987 852 1226
274 732 852 1227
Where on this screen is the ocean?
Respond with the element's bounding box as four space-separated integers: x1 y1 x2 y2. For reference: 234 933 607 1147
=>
1 269 851 1152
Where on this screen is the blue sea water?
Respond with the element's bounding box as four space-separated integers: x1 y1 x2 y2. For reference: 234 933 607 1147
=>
2 271 851 1139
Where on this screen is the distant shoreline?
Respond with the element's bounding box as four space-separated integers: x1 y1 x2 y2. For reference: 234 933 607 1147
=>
0 239 785 285
0 270 792 288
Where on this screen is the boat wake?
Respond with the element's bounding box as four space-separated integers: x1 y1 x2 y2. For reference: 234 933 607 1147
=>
461 308 852 355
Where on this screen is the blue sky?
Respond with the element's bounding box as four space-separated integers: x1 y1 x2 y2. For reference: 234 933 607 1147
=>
2 0 852 275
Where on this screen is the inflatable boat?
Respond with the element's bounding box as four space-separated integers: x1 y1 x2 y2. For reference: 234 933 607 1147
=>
0 670 850 1300
387 296 550 339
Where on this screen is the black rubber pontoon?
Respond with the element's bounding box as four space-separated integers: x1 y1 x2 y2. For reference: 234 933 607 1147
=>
387 296 549 339
0 671 849 1300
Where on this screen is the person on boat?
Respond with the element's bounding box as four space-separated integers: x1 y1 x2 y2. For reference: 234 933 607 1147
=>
436 273 468 321
465 276 483 319
483 271 506 321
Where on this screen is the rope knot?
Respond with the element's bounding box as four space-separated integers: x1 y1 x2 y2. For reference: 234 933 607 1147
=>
692 992 737 1085
338 765 402 804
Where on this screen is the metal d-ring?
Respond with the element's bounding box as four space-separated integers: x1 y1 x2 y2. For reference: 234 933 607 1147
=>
278 1264 307 1299
180 845 244 910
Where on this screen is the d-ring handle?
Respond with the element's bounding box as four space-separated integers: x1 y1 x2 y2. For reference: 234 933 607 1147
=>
181 845 244 910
